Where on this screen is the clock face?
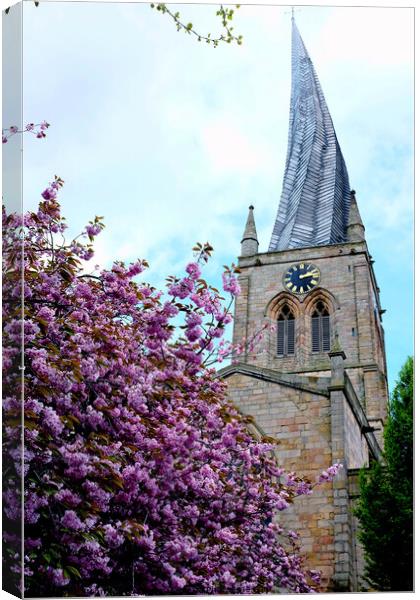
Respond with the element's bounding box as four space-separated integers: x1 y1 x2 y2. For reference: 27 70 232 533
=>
284 262 320 295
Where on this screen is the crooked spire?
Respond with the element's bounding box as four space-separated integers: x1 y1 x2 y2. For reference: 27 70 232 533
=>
269 18 351 252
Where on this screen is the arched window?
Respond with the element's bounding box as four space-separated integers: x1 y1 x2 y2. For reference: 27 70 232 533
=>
277 305 295 356
312 301 330 352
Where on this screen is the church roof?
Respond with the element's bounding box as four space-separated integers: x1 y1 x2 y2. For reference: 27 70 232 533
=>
269 17 352 252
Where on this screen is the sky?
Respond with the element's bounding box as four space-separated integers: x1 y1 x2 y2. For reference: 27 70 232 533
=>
2 0 414 392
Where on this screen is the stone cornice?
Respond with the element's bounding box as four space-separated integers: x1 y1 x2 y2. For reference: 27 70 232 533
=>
237 240 368 269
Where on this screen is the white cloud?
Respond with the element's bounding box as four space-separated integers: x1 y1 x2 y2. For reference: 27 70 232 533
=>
314 6 413 68
201 119 273 174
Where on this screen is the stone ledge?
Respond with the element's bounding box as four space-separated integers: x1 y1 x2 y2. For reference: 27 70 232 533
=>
328 384 345 392
218 362 330 397
276 362 384 375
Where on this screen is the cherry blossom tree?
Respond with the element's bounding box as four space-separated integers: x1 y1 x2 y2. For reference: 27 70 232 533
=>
3 158 340 597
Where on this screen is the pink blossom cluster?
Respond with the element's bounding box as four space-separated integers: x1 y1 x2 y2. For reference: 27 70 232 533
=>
2 178 337 596
317 463 343 483
2 121 49 144
216 323 271 365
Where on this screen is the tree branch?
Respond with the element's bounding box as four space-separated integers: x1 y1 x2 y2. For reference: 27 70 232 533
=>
151 3 243 48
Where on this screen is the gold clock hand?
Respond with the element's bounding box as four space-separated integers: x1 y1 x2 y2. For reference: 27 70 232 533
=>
299 272 317 279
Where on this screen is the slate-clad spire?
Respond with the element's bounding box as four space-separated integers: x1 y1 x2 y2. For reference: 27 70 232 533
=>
269 17 351 251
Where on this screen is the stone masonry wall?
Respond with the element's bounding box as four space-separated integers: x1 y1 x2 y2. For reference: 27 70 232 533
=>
344 399 369 469
348 470 368 591
225 373 336 589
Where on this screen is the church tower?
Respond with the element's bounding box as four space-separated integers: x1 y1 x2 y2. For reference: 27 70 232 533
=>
220 16 388 592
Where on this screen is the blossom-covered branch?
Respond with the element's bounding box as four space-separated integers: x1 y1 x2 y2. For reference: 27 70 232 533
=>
2 121 50 144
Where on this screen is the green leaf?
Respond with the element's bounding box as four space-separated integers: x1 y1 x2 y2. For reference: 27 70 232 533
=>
65 565 82 579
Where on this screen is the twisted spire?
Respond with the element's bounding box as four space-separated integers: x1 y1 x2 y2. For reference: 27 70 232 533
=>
269 19 351 251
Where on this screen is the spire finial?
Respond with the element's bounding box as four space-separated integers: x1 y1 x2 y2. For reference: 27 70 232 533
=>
241 205 259 257
347 190 365 242
291 6 295 21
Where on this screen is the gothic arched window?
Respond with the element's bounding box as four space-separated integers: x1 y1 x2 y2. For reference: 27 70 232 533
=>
277 305 295 356
311 301 330 352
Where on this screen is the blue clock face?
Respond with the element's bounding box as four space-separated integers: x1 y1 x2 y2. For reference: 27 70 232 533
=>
284 262 320 295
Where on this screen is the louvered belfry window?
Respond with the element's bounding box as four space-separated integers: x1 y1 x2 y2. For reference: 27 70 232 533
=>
312 301 330 352
277 305 295 356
